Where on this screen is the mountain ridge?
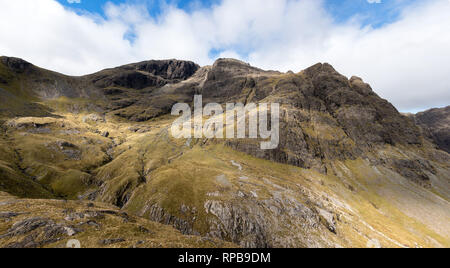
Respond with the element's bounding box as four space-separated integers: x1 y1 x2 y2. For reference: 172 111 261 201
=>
0 56 449 248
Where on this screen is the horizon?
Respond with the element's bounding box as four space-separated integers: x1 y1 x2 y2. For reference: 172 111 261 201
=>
2 53 447 114
0 0 449 113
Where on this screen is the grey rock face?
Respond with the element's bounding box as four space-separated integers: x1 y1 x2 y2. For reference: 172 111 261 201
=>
299 63 422 147
93 70 165 90
0 217 50 238
140 204 197 236
131 60 200 80
91 60 200 90
390 158 436 188
413 106 450 153
0 215 82 248
0 57 33 73
202 192 333 248
198 60 423 173
204 200 269 248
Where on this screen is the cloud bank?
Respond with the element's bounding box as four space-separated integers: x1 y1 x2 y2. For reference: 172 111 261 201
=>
0 0 449 112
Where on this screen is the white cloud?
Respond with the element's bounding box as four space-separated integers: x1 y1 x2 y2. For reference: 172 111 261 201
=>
0 0 449 112
67 0 81 4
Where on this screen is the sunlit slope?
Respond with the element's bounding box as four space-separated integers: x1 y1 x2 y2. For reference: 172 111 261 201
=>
0 56 449 248
4 113 446 247
101 122 450 248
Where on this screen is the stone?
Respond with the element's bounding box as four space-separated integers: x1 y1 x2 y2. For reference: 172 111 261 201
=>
0 217 50 238
230 160 243 171
0 212 21 219
318 209 337 234
138 226 150 234
82 114 105 123
216 174 232 188
64 227 78 236
100 238 126 245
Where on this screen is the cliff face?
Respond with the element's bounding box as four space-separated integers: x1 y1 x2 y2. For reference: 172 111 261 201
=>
198 59 424 173
0 56 449 248
413 106 450 154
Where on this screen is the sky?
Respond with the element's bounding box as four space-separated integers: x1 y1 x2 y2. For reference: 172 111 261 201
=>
0 0 449 113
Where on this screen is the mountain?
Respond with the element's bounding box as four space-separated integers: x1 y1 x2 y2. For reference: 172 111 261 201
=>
412 106 450 154
0 56 449 248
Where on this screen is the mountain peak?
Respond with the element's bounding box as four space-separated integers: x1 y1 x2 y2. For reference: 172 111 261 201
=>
304 62 338 76
0 56 33 73
213 58 251 66
211 58 266 73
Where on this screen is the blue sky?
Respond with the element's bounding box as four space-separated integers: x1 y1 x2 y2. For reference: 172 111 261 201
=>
57 0 419 28
57 0 220 17
56 0 422 60
324 0 419 27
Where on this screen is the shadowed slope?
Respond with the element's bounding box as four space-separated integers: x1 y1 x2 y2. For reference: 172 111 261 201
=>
413 106 450 153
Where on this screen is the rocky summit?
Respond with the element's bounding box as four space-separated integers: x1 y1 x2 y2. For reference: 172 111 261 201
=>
0 56 449 248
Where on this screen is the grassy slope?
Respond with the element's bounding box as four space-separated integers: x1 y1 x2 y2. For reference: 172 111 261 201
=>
0 60 449 248
94 117 448 248
0 63 53 118
1 106 448 247
0 191 236 248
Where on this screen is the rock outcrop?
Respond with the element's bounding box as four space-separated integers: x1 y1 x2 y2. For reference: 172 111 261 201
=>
413 106 450 153
0 57 33 73
0 192 235 248
89 60 200 90
197 59 423 173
